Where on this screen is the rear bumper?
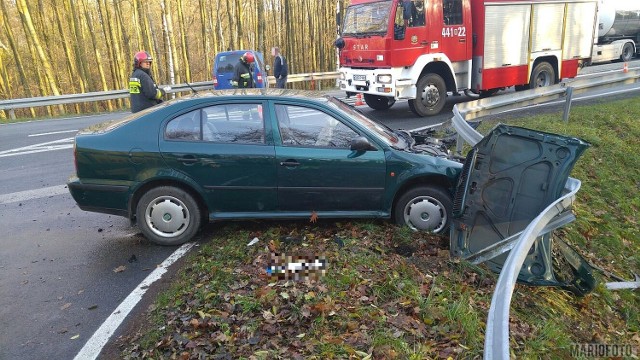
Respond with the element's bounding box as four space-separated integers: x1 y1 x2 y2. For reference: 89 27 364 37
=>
67 177 131 218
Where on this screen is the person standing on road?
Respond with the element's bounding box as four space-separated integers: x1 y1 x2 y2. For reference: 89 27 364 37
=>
232 52 256 88
272 47 288 89
129 51 165 113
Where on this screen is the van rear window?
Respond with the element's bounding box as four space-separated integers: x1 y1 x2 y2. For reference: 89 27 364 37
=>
216 54 241 73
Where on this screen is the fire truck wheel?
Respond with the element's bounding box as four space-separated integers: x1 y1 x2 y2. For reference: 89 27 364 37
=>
529 62 555 89
409 73 446 116
363 94 396 110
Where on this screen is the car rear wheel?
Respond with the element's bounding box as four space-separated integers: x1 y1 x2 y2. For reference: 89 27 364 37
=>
136 186 201 246
393 185 452 233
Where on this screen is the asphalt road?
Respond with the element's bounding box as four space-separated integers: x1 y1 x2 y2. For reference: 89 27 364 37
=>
0 59 638 360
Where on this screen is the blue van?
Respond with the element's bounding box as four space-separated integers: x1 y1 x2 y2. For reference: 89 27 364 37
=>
212 50 269 89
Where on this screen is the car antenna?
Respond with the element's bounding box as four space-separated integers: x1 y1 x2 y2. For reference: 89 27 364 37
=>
185 81 198 95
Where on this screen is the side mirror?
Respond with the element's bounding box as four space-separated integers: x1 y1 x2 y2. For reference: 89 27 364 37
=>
265 64 271 72
350 136 375 151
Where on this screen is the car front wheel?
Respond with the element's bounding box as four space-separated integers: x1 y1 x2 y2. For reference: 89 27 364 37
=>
393 185 452 234
136 186 201 246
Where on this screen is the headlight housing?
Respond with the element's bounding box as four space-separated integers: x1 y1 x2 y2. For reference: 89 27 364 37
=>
376 74 392 84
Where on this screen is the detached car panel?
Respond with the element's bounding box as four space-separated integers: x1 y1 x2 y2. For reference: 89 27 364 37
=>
450 124 595 294
68 89 462 245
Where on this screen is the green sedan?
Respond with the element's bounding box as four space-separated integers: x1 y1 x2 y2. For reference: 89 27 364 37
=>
68 89 462 245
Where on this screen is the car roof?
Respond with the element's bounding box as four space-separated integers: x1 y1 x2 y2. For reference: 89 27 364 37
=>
166 89 333 106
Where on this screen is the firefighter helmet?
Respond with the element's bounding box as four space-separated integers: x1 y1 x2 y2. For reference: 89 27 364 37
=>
242 52 255 63
133 51 153 68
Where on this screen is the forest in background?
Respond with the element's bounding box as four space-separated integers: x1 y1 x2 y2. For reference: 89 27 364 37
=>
0 0 344 119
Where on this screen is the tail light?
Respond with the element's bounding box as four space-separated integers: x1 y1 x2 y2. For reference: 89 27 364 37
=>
256 72 263 85
212 75 218 88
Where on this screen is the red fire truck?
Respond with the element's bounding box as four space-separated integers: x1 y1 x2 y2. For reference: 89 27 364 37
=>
335 0 598 116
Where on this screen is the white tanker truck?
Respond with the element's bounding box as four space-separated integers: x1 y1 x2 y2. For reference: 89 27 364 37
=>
591 0 640 63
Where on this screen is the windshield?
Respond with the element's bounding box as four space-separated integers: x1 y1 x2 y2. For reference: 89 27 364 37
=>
342 0 393 36
326 96 406 148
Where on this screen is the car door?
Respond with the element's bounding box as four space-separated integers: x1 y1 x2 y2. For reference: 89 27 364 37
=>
273 102 386 213
159 103 278 214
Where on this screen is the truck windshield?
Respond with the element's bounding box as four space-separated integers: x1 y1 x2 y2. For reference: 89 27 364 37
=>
342 0 392 36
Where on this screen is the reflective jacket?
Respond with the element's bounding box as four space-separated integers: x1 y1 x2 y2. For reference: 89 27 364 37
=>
129 68 163 113
232 60 255 88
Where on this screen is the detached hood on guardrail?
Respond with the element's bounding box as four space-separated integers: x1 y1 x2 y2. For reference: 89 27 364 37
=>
450 124 595 295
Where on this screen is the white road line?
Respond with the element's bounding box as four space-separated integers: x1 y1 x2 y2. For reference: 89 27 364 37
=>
29 130 78 137
0 145 74 158
0 185 69 205
73 242 195 360
0 137 74 157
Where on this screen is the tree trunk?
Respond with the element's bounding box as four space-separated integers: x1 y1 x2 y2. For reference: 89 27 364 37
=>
161 0 175 87
176 0 190 83
0 0 35 117
16 0 63 114
53 4 82 114
82 0 113 112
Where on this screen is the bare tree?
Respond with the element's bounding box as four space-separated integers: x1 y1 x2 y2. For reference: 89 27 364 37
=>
16 0 63 114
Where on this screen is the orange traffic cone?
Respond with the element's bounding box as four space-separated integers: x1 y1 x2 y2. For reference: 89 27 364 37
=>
355 93 364 106
623 62 629 73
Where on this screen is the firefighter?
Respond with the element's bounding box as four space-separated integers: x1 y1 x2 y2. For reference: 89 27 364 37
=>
232 52 256 88
129 51 165 113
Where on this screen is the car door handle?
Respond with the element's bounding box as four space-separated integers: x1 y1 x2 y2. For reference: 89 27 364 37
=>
280 160 300 167
177 155 198 164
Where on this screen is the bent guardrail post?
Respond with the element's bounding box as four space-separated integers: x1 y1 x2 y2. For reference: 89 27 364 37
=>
484 177 581 360
562 86 574 122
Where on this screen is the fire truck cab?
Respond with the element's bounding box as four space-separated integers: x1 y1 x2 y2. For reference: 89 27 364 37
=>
336 0 597 116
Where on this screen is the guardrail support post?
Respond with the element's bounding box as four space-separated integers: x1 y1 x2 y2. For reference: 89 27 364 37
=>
562 87 574 122
9 109 16 120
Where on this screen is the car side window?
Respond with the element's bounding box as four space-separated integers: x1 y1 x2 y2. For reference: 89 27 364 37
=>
275 104 358 148
202 103 265 144
165 110 201 141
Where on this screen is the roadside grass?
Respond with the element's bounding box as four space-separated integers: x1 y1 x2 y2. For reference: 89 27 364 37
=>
118 97 639 359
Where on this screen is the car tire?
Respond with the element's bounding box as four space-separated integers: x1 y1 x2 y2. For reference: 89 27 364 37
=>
363 94 396 110
393 185 452 234
408 73 447 117
136 186 202 246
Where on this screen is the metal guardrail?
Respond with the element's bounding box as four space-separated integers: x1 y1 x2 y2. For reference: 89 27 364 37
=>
450 67 640 360
0 72 340 119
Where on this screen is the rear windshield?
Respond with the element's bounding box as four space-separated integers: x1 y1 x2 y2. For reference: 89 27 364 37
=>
216 54 241 73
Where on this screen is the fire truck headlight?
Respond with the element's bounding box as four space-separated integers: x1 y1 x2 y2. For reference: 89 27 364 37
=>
376 74 392 84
